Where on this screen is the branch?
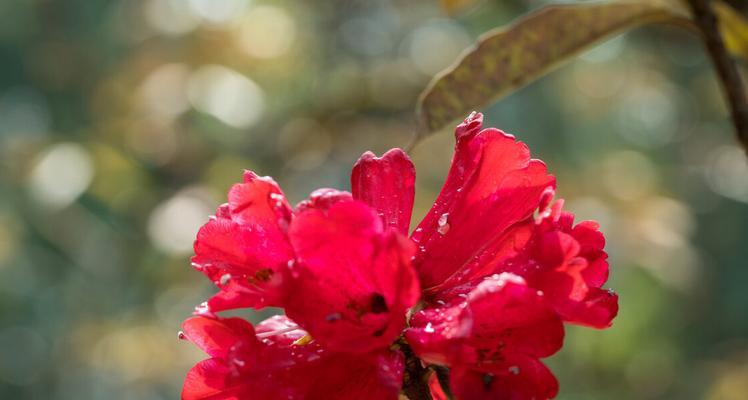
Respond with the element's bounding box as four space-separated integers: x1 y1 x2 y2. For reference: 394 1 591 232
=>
688 0 748 153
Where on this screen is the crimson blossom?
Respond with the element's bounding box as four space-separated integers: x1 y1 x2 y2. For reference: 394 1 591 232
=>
179 112 619 400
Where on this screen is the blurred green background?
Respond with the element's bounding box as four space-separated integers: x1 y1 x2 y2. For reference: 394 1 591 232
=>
1 0 748 399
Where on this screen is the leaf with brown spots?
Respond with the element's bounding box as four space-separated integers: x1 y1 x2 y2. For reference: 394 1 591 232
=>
414 0 693 142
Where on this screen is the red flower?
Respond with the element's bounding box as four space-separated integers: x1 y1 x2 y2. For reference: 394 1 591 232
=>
181 315 404 400
182 112 618 399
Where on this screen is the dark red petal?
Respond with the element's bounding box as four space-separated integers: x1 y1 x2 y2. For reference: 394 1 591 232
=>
406 274 563 368
413 114 555 289
181 316 258 359
285 200 419 353
192 172 294 311
306 350 404 400
450 355 558 400
351 148 416 234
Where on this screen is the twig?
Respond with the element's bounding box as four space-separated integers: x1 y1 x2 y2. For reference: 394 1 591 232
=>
688 0 748 154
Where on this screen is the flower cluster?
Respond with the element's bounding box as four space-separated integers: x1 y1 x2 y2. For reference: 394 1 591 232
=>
180 113 618 400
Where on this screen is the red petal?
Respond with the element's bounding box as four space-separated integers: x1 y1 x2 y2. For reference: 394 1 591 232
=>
406 273 563 368
203 279 269 313
351 148 416 234
192 172 294 310
285 200 419 353
413 113 555 289
295 188 353 213
181 315 404 400
550 287 619 328
432 203 618 329
182 358 242 400
530 213 618 328
450 355 558 400
181 316 258 359
228 171 293 227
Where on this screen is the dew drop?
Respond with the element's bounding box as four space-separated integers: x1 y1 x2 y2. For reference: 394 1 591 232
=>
437 213 450 235
220 273 231 286
177 331 187 340
508 365 520 375
195 301 215 317
424 322 435 333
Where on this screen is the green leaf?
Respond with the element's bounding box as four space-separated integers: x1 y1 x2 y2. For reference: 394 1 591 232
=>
415 0 692 141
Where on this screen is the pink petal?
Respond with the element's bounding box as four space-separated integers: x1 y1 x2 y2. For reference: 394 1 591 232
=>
351 148 416 234
285 200 419 353
412 113 555 290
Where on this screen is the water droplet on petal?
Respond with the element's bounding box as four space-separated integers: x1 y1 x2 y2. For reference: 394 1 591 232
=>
437 213 450 235
424 322 435 333
177 331 187 340
508 365 520 375
194 301 215 317
220 273 231 286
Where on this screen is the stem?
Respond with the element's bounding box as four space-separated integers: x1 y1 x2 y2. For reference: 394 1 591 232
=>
688 0 748 154
400 341 432 400
434 366 456 400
